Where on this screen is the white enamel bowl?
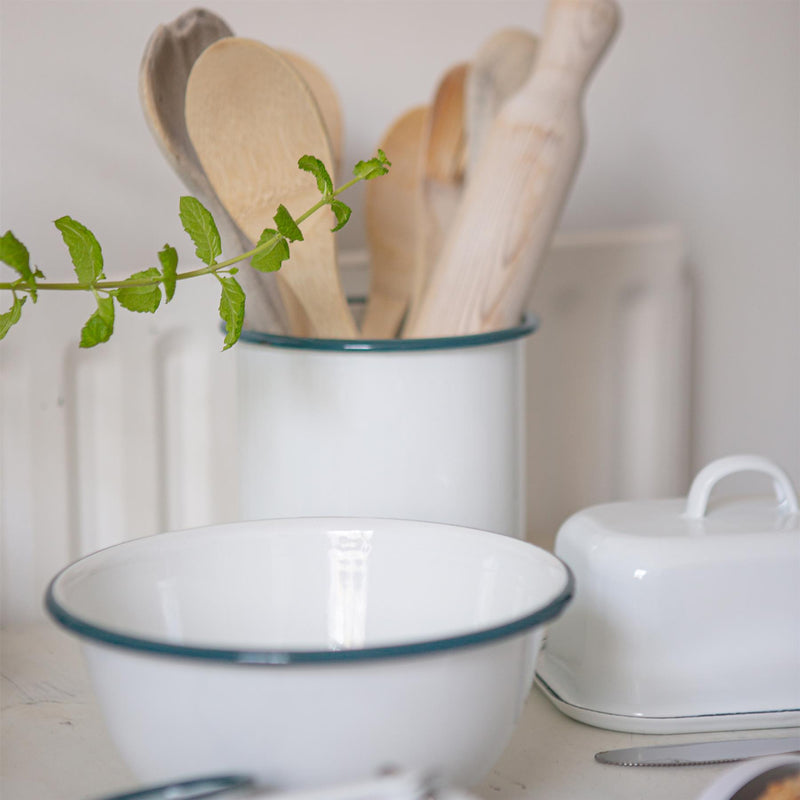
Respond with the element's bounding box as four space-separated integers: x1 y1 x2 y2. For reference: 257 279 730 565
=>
46 518 572 790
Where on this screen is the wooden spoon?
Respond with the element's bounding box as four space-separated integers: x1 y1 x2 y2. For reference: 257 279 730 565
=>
404 0 620 338
465 28 539 175
185 37 357 339
405 62 469 328
361 106 428 338
138 9 289 334
280 51 344 180
275 50 345 338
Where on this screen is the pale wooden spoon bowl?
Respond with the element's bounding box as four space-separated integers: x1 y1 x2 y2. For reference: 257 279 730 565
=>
185 37 357 339
280 51 345 181
139 9 289 334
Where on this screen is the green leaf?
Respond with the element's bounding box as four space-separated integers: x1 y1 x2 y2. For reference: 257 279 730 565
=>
179 196 221 266
0 295 25 341
329 199 351 232
116 267 162 313
353 149 391 181
0 231 39 299
54 216 104 284
298 155 333 196
80 295 115 348
158 244 178 303
250 228 290 272
217 275 245 350
273 204 304 242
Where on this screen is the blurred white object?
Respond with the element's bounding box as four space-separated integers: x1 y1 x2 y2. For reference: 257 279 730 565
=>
47 517 572 789
537 454 800 733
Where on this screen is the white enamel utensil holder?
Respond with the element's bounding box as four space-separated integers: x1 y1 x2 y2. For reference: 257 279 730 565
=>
536 454 800 733
236 319 536 538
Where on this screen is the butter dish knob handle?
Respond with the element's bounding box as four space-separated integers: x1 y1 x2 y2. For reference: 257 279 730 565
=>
684 454 799 519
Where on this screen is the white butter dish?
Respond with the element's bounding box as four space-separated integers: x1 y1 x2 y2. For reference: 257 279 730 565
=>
536 455 800 733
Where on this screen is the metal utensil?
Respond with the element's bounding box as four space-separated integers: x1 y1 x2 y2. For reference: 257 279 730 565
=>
139 9 289 334
595 736 800 767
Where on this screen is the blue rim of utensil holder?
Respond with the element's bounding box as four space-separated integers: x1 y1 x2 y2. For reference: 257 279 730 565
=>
237 312 539 351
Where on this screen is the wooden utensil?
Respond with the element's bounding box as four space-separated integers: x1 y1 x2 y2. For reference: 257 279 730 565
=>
406 63 469 327
465 28 539 175
404 0 620 338
185 37 358 339
274 51 345 337
361 106 428 339
280 51 344 180
138 9 289 334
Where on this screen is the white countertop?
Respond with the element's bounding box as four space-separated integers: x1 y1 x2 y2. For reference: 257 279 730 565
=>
2 624 797 800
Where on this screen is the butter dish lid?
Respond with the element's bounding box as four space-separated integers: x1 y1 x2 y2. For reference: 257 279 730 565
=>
539 454 800 733
573 454 799 539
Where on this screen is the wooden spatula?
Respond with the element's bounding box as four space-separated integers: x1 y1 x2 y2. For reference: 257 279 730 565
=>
406 63 469 327
404 0 620 337
185 37 357 339
138 9 289 334
361 106 428 339
465 28 539 174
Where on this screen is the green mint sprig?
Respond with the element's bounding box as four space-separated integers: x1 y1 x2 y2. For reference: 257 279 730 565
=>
0 150 390 350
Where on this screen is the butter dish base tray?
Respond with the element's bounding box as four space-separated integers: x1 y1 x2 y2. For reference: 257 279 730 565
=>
535 674 800 735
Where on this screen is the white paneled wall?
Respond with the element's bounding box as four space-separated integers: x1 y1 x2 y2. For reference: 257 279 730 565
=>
0 279 239 623
1 231 690 623
525 227 691 548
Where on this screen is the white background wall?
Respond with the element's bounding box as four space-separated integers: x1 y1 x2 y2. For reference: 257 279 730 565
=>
2 0 798 487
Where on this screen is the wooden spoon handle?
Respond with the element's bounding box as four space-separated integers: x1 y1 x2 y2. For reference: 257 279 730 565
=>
362 106 427 339
409 63 469 322
405 0 619 338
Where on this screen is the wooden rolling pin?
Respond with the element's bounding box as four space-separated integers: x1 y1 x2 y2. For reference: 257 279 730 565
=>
404 0 620 338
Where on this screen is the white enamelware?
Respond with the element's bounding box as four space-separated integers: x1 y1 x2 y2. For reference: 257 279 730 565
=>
46 517 572 789
536 455 800 733
236 318 536 539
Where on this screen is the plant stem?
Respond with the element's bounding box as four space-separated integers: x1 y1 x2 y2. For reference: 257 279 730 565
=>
0 173 365 295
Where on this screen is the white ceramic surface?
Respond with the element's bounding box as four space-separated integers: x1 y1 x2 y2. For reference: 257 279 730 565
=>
537 455 800 732
46 517 572 789
235 320 536 539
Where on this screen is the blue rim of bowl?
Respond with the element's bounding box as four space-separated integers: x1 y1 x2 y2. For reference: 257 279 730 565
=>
45 535 573 666
94 774 253 800
237 312 538 352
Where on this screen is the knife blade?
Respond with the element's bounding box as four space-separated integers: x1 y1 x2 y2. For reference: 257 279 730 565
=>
595 736 800 766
